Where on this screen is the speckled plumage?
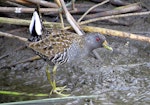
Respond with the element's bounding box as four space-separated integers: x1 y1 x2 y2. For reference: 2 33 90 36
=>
28 30 107 66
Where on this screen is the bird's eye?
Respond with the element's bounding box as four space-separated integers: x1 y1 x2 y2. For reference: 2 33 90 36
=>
96 37 100 42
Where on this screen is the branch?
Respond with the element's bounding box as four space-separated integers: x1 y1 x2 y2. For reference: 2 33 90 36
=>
0 7 58 13
80 11 150 25
81 26 150 43
84 3 141 19
0 17 61 28
0 31 28 42
14 0 58 8
26 0 58 8
60 0 83 35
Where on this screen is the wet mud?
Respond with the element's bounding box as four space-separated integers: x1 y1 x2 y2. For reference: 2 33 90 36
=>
0 0 150 105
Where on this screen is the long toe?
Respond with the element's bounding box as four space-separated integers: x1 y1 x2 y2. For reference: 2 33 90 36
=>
52 86 70 97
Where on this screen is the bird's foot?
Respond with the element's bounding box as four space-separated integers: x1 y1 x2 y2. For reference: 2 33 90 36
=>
50 85 70 97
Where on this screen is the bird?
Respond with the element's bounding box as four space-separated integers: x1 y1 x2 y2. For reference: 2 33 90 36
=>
28 9 113 96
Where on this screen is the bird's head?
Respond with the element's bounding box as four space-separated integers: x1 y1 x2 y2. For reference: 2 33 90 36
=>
85 32 113 51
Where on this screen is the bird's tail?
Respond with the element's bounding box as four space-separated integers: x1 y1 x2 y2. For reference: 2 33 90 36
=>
28 5 43 42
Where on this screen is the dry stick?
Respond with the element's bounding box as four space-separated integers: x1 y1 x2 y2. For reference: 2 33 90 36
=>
26 0 58 8
84 3 141 19
0 7 108 15
80 11 150 25
78 0 109 22
6 1 27 7
81 26 150 43
0 7 58 13
55 0 65 29
78 0 129 26
9 0 33 5
0 17 61 28
0 31 28 42
60 0 83 35
10 0 57 8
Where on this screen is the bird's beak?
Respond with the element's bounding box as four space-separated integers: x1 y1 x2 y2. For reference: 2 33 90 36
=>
102 40 113 51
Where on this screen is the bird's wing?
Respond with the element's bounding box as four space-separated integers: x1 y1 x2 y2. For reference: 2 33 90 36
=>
28 31 82 59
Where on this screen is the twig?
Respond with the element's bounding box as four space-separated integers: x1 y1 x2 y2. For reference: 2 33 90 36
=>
6 1 27 7
0 7 58 13
81 25 150 43
0 31 28 42
55 0 65 29
9 0 57 8
60 0 83 35
84 3 142 19
78 0 109 22
9 0 33 5
80 11 150 25
60 0 105 60
0 6 108 15
26 0 58 8
0 17 61 28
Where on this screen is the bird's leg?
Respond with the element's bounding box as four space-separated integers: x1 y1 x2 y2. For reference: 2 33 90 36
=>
46 65 69 97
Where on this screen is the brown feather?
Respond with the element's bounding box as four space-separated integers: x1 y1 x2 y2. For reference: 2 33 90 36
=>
28 30 83 59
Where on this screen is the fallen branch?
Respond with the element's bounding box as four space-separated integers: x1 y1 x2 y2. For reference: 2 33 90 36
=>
0 31 28 42
0 7 58 13
80 11 150 25
9 0 58 8
84 3 142 19
26 0 58 8
6 1 27 7
9 0 33 5
0 17 61 28
81 25 150 43
0 7 108 15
